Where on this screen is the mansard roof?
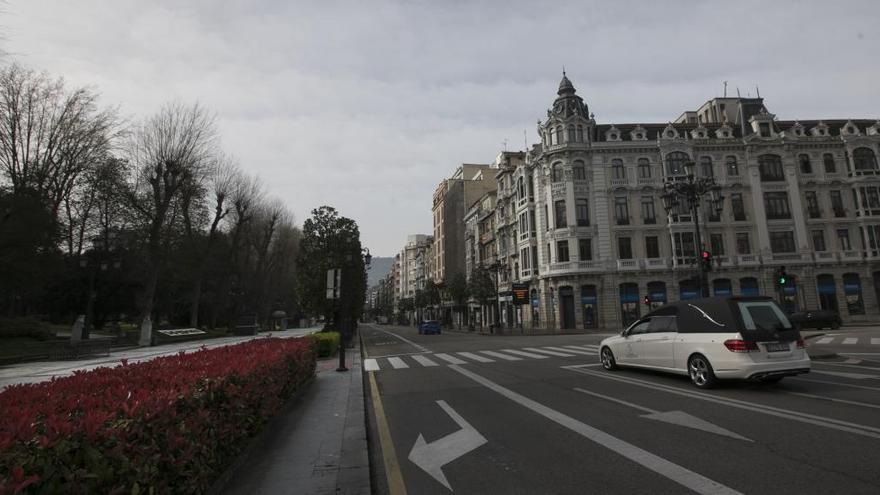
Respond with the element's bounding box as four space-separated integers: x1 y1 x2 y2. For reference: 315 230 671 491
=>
589 119 878 142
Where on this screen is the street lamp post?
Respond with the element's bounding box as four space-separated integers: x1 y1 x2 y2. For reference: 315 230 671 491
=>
660 161 724 298
336 247 371 372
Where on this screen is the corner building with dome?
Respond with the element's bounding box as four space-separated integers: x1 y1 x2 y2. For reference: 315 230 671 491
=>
495 74 880 331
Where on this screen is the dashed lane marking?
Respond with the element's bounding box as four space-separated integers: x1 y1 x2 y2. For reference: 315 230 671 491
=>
479 350 522 361
523 347 575 357
501 349 550 359
434 353 467 365
411 355 439 367
457 352 494 363
543 346 595 355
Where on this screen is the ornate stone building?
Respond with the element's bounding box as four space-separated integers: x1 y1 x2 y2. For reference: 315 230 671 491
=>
502 73 880 331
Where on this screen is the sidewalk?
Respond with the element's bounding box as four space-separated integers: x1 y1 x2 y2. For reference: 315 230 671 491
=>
221 344 370 495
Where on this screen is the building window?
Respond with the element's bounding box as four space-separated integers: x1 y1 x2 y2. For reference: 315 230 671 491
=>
645 236 660 258
759 122 771 137
555 126 563 145
529 210 537 237
853 147 879 172
710 233 724 255
740 277 760 296
557 240 570 262
575 199 590 226
837 229 852 251
726 156 739 176
543 205 549 231
554 200 567 228
736 232 751 254
521 248 530 269
764 192 792 219
638 158 651 179
823 153 836 173
614 197 629 225
576 125 584 143
759 154 785 181
641 197 656 224
612 159 626 180
552 163 564 182
517 177 525 200
817 274 838 312
665 152 689 176
579 238 592 260
831 190 846 217
805 191 821 218
545 243 551 263
859 186 880 214
769 231 796 253
519 212 529 235
798 154 813 174
812 230 826 251
843 273 865 315
568 125 576 143
700 156 714 177
618 237 633 259
731 193 746 221
673 232 696 262
527 173 535 199
573 162 586 181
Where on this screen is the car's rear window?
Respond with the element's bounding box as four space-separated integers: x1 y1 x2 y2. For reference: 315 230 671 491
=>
736 301 793 331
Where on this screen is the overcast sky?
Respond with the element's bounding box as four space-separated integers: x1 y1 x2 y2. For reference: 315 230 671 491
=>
4 1 879 256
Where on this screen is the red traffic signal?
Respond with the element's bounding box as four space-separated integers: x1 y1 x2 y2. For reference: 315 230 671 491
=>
644 295 652 305
701 250 712 260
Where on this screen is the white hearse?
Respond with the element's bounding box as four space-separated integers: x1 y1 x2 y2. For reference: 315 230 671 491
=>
599 296 811 388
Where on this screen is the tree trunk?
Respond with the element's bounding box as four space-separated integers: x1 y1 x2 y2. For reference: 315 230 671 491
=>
189 280 202 328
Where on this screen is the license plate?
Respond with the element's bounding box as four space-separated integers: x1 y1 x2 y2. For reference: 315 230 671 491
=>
766 342 789 352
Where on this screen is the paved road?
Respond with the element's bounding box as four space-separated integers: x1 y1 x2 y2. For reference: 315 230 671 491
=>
363 324 880 494
806 325 880 363
0 327 320 390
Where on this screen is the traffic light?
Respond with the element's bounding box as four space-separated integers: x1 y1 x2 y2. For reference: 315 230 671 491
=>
701 250 713 272
777 266 788 286
644 295 652 306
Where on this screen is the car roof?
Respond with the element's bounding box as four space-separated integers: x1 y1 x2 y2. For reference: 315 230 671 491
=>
643 296 774 334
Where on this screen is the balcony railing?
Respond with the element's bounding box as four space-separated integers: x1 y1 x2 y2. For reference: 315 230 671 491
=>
616 259 639 271
645 258 668 270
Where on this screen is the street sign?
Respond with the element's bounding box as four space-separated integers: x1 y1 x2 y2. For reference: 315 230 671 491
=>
326 268 341 299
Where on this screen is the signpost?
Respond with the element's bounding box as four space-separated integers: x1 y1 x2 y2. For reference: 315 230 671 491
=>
326 268 347 371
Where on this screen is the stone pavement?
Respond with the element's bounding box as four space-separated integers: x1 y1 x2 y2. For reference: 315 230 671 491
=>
221 343 370 495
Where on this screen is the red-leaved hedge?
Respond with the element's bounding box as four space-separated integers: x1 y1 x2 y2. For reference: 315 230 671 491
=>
0 337 316 494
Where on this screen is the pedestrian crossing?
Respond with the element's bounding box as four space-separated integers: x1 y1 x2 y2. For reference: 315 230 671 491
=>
812 336 880 346
363 344 600 372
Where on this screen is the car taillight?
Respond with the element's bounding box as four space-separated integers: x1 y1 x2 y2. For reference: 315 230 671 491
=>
796 338 805 349
724 339 759 353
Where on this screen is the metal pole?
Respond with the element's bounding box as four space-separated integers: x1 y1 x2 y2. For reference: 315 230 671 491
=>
337 267 348 372
690 191 709 298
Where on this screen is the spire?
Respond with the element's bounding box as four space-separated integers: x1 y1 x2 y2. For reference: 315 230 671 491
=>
557 72 575 96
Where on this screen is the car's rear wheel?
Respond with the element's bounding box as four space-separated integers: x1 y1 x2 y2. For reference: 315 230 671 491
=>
600 347 618 371
831 319 841 330
688 354 718 389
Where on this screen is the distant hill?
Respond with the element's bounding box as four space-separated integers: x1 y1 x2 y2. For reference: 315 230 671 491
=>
367 256 394 287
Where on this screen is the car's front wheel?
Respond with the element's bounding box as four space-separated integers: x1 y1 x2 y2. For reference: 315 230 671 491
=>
600 347 618 371
688 354 718 389
831 319 841 330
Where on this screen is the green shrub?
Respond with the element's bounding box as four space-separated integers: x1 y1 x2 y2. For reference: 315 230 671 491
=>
311 331 340 358
0 317 53 340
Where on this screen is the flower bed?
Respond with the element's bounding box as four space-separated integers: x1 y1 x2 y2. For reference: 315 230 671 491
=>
0 338 315 494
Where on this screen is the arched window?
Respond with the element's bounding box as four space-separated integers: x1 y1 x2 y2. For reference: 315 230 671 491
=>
552 163 564 182
665 152 689 176
637 158 651 179
646 281 666 310
853 147 878 172
679 279 699 300
612 159 626 180
700 156 714 177
576 125 584 143
759 154 784 181
713 279 732 297
798 154 812 174
555 126 564 145
843 273 865 314
823 153 836 173
740 277 760 296
816 274 838 312
572 160 586 181
517 176 525 200
726 156 739 176
581 285 598 329
568 125 576 143
619 283 640 325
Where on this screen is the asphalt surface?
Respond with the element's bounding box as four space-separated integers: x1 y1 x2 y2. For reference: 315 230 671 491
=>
362 323 880 495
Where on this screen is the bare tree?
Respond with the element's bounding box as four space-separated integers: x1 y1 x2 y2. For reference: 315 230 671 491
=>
127 102 217 344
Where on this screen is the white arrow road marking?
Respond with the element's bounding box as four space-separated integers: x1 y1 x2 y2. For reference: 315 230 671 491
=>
408 400 488 491
573 387 752 442
449 365 741 495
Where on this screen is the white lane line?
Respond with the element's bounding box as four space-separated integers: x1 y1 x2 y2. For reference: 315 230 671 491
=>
501 349 549 359
574 387 655 413
785 391 880 411
523 347 575 357
387 357 409 369
843 338 859 345
411 355 439 367
376 328 430 353
479 350 522 361
815 337 834 344
810 369 880 380
564 345 600 351
792 377 880 392
543 346 596 355
364 358 380 371
566 366 880 440
457 352 494 363
434 353 467 365
449 365 742 495
872 338 880 345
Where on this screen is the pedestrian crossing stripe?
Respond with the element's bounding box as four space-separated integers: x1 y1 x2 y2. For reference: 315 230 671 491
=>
843 338 858 345
364 345 600 372
811 337 880 345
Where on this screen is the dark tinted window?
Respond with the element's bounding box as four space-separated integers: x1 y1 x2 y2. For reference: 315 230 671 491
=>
627 320 651 335
649 316 678 333
737 301 793 331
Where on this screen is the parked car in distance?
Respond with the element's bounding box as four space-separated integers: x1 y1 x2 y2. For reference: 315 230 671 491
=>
786 309 841 330
599 296 810 389
418 320 441 335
